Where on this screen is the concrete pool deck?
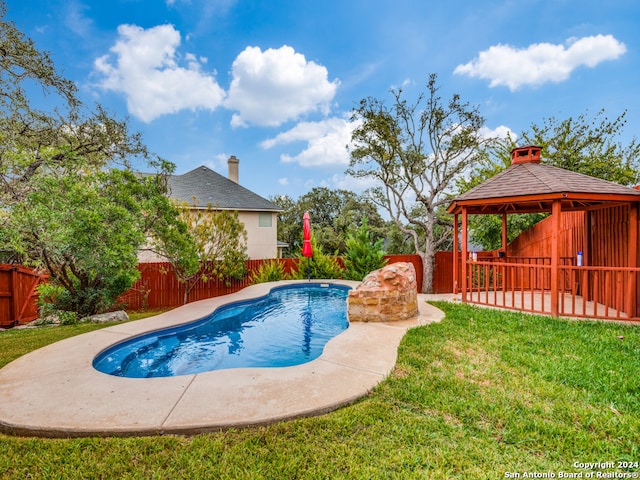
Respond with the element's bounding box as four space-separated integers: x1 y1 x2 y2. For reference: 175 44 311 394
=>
0 281 447 438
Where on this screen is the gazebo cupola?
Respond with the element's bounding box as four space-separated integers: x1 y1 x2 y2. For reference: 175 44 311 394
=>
511 145 541 165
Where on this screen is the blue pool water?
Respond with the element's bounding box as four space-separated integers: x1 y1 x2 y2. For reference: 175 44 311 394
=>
93 283 350 378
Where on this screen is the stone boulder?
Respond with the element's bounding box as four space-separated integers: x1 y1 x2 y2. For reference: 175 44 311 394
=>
89 310 129 324
347 262 418 322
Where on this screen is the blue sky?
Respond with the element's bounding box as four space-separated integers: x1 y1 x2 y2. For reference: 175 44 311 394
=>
6 0 639 201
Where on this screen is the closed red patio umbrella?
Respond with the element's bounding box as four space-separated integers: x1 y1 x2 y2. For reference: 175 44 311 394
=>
302 211 313 280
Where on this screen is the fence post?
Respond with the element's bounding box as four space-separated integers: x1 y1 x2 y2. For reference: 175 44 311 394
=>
10 266 19 326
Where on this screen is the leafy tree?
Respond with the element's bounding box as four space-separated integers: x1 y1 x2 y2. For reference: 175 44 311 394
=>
298 187 347 232
297 187 366 254
457 110 640 250
0 5 195 316
348 73 494 293
342 217 388 280
331 194 388 250
0 0 151 217
272 188 387 256
0 1 149 208
384 223 416 254
524 109 640 185
164 203 249 304
5 166 185 316
269 194 304 255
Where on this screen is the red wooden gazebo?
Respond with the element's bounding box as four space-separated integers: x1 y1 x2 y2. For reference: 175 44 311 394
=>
447 146 640 321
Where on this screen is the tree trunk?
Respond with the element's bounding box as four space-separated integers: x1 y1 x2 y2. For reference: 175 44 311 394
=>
421 251 434 294
419 217 436 294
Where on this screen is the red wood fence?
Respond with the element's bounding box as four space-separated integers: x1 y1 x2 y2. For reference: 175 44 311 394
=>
0 265 48 328
118 255 425 311
0 254 430 323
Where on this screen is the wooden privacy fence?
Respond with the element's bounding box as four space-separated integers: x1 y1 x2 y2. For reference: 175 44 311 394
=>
118 254 425 311
0 265 47 328
118 259 295 311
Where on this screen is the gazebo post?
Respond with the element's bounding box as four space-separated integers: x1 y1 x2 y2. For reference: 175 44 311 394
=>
550 200 561 317
501 213 509 293
461 207 469 303
582 211 591 299
627 204 638 317
501 214 508 252
453 213 459 294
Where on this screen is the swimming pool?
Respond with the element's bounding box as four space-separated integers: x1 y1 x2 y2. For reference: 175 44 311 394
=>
93 283 350 378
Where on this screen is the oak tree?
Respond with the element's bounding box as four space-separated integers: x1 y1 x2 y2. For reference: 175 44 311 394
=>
348 74 493 293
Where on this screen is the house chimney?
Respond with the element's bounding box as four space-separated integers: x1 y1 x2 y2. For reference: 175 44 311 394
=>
228 155 239 183
511 145 542 165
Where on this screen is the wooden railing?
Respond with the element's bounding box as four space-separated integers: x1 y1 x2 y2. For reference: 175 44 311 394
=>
558 266 639 320
464 258 640 321
467 259 551 314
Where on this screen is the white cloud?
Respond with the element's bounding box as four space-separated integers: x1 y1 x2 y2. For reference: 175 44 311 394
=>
94 27 338 126
260 116 361 167
480 125 517 141
93 24 226 122
278 177 289 186
454 34 626 91
327 173 380 193
225 45 339 127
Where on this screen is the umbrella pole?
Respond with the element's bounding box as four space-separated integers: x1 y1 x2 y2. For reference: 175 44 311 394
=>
307 257 310 281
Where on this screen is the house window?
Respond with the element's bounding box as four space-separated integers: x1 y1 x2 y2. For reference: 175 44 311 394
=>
258 213 273 228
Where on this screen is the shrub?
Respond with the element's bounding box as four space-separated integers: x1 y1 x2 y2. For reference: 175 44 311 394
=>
36 283 80 325
343 217 388 280
249 259 289 284
291 235 344 280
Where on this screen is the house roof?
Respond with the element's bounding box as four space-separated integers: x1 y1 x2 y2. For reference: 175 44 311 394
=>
167 165 282 212
448 161 640 215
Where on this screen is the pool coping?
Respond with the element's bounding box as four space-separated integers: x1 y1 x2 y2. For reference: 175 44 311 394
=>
0 280 446 438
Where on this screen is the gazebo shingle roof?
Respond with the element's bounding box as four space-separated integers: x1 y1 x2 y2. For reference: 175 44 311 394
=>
448 146 640 214
456 162 640 202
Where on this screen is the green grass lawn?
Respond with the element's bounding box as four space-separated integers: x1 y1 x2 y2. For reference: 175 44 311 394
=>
1 302 639 479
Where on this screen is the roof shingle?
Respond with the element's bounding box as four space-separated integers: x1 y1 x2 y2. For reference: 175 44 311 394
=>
167 165 281 211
